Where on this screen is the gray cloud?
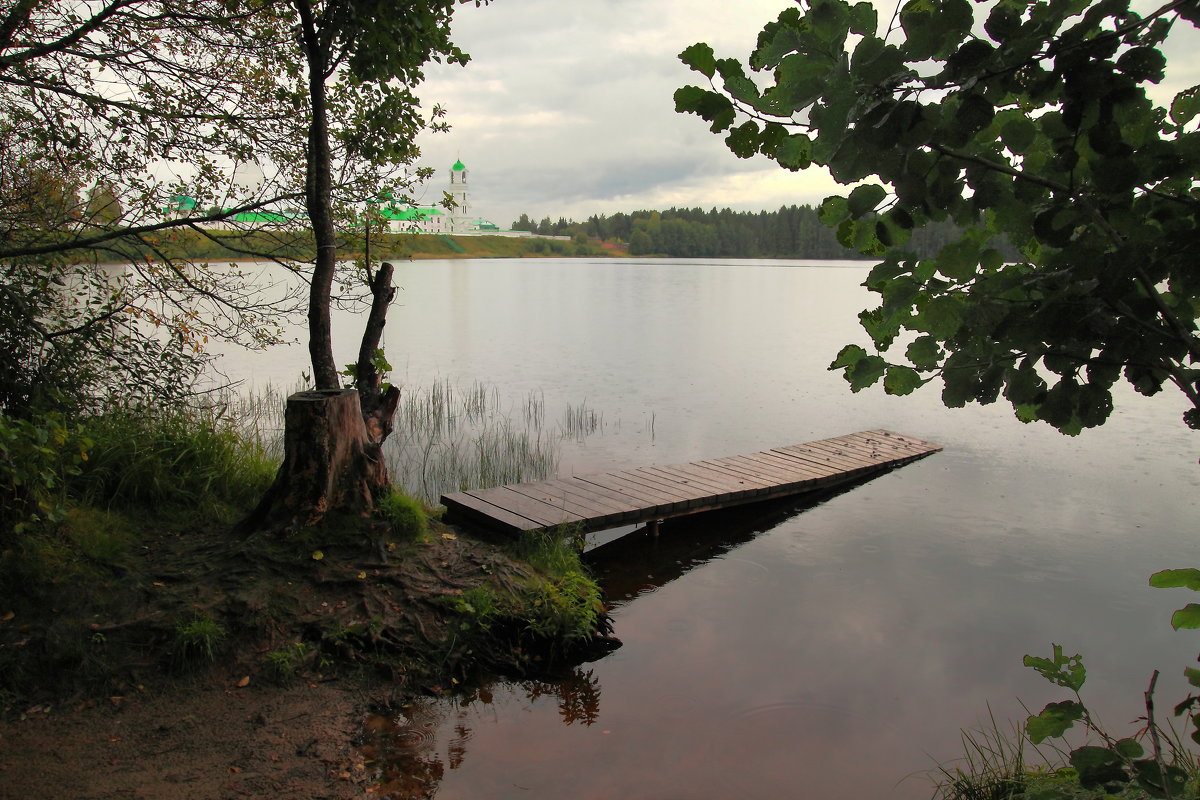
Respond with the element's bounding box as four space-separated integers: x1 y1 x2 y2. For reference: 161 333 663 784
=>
412 0 836 227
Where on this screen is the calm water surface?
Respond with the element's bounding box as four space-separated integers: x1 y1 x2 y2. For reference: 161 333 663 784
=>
214 258 1199 799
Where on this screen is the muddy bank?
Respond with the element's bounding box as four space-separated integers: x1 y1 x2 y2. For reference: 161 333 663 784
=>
0 515 616 799
1 681 366 799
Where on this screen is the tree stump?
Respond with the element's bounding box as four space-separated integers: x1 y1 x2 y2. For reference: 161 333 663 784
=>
240 389 389 534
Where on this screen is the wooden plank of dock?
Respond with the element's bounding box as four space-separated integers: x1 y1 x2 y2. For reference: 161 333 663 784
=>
440 429 941 536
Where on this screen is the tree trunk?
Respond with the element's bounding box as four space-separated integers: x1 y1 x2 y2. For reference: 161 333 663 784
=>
297 0 340 391
355 259 401 442
241 0 404 537
240 389 388 534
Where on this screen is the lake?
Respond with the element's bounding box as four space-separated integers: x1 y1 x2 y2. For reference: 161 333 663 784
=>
213 257 1199 799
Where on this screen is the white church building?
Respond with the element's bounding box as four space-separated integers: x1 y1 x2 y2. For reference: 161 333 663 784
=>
381 159 501 235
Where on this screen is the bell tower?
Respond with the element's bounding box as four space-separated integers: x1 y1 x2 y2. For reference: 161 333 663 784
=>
447 158 469 232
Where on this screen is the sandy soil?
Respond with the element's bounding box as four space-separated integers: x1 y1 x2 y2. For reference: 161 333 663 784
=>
0 680 374 800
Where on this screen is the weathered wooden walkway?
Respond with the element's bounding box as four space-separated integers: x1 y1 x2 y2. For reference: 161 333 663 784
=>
441 429 941 536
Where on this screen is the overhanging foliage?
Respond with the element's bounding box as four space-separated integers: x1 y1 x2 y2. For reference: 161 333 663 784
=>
677 0 1200 434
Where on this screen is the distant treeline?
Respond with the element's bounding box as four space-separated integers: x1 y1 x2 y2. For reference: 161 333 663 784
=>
512 205 1013 260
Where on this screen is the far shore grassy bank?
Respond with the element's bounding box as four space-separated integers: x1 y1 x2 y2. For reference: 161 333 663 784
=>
118 228 627 264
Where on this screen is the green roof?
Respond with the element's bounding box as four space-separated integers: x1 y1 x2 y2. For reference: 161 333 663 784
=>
451 160 465 171
232 211 288 223
379 206 445 221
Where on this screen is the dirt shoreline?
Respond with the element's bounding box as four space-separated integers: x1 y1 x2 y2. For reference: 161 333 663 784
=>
0 515 613 799
0 678 371 799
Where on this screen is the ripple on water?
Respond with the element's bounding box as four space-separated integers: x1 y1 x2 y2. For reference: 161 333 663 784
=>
691 555 771 588
362 711 439 752
730 698 877 725
662 615 698 635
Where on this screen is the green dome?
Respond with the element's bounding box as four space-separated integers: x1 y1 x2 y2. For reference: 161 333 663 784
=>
451 159 465 171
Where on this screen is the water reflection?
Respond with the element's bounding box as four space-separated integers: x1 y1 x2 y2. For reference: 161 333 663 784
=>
589 476 883 609
212 259 1199 798
361 670 603 799
359 477 882 798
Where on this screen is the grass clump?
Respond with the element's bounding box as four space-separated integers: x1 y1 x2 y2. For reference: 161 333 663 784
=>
506 525 604 644
508 524 588 577
378 489 428 542
932 694 1200 800
932 715 1036 800
173 616 226 668
60 508 136 568
265 641 312 684
522 570 605 644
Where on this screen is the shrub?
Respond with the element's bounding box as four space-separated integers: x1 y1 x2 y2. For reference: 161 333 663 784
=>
0 411 90 539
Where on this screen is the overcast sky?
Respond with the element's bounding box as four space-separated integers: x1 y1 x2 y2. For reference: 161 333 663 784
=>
410 0 1199 230
410 0 854 229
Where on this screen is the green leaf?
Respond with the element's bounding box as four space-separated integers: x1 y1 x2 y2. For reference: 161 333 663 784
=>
726 121 760 158
1185 667 1200 688
984 4 1021 43
846 354 887 391
1116 47 1166 84
679 42 717 78
945 39 994 79
956 93 995 135
884 365 923 395
1004 362 1047 406
1025 701 1085 744
900 0 970 60
765 54 836 114
906 336 942 370
1170 86 1200 126
775 133 813 170
848 2 877 35
829 343 868 369
673 86 736 132
1001 117 1037 153
1114 738 1144 759
1070 746 1126 789
751 9 804 69
1132 759 1189 798
936 239 981 281
1024 645 1086 690
1170 603 1200 630
810 0 851 44
917 295 964 339
1149 568 1200 591
715 58 760 103
818 196 850 226
847 183 887 218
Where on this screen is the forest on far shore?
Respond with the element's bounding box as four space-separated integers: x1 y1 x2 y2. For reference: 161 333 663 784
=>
510 205 1012 260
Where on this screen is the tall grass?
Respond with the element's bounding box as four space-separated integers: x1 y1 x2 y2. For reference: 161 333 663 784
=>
222 378 615 505
561 401 603 441
72 405 277 511
929 709 1200 800
387 379 559 503
931 714 1035 800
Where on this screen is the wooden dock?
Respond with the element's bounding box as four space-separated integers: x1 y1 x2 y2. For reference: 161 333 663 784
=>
440 429 941 536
